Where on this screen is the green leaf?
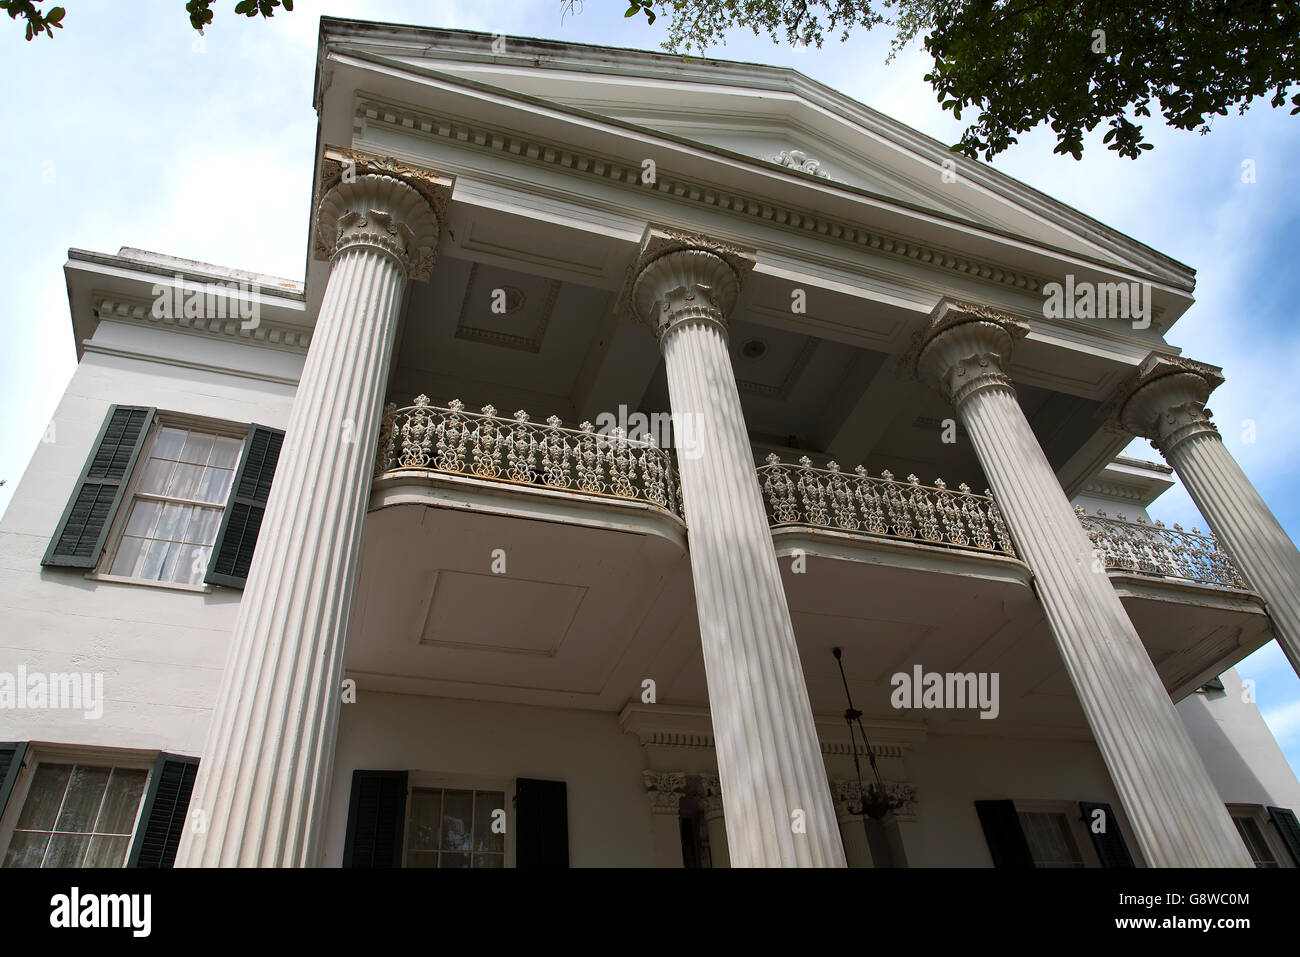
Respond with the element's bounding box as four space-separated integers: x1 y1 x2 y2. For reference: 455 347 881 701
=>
625 4 640 17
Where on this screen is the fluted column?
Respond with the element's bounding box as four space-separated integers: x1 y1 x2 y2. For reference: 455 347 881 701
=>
916 299 1250 868
1121 356 1300 678
627 228 844 868
698 775 730 868
643 771 686 868
177 161 445 866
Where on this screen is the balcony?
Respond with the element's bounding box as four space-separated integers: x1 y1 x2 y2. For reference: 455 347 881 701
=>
351 397 1271 713
368 397 1257 591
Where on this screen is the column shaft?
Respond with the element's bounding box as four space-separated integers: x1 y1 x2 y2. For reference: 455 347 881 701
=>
662 318 844 867
1167 432 1300 676
178 245 406 866
958 382 1249 866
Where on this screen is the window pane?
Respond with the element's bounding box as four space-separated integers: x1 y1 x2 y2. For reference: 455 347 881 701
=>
15 764 71 830
124 500 162 537
407 789 441 852
83 835 131 868
185 507 223 545
166 464 204 500
438 852 471 868
43 833 91 868
171 544 209 585
152 428 186 461
138 459 174 495
179 433 215 465
54 766 112 833
1234 817 1277 866
196 468 234 504
210 436 243 469
94 768 148 835
110 536 146 577
154 503 190 542
441 790 473 852
1019 812 1080 868
137 539 173 581
473 853 504 869
404 850 438 868
473 791 505 853
3 831 51 868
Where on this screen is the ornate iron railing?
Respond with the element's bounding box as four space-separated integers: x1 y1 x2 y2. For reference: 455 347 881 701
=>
374 397 684 518
756 454 1017 557
1075 508 1245 588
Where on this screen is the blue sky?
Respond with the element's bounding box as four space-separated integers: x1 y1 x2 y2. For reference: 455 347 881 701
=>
2 0 1298 775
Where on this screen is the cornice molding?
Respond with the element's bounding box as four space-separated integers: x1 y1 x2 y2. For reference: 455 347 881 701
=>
357 98 1101 303
95 296 312 353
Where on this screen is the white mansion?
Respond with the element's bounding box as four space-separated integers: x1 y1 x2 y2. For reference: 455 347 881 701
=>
2 17 1300 869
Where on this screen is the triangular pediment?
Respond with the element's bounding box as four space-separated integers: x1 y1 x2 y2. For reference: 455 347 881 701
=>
319 21 1195 291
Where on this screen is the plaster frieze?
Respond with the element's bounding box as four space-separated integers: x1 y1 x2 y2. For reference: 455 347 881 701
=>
313 146 452 282
770 148 832 179
913 298 1030 407
1117 354 1225 455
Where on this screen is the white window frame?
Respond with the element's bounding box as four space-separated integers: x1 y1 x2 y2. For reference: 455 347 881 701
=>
0 743 159 869
1227 803 1294 868
88 412 250 594
402 771 515 869
1014 799 1100 868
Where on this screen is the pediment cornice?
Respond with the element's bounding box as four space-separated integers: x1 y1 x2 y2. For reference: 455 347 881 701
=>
354 94 1154 312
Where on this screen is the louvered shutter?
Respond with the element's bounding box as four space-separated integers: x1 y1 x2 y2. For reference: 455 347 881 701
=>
204 425 284 588
1079 801 1135 867
127 753 199 868
515 778 569 868
1266 806 1300 866
0 742 28 820
342 770 408 867
974 799 1034 868
42 406 154 568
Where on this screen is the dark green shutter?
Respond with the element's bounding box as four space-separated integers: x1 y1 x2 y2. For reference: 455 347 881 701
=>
42 406 154 568
1266 806 1300 866
127 753 199 868
1079 801 1135 867
343 770 408 867
204 425 284 588
0 742 28 820
974 799 1034 868
515 778 568 868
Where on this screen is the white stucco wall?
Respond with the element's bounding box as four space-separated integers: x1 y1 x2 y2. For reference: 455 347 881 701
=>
324 691 657 867
1177 667 1300 809
0 318 300 756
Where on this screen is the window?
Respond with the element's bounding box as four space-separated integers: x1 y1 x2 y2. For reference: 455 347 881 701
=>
403 787 506 868
102 424 243 586
3 763 148 868
1017 810 1085 868
1230 808 1280 867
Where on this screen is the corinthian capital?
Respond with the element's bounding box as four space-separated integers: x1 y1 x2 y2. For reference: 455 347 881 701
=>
914 299 1030 407
1119 354 1225 455
643 770 686 814
619 226 756 342
313 147 452 282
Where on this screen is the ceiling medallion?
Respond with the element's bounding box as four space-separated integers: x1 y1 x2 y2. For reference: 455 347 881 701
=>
495 285 526 316
741 337 768 360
